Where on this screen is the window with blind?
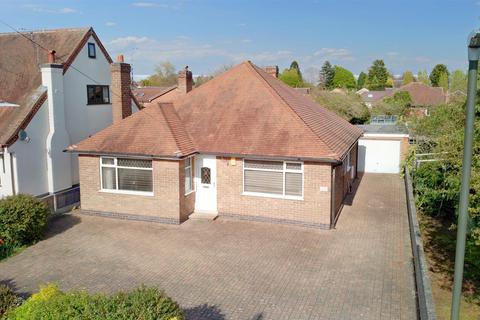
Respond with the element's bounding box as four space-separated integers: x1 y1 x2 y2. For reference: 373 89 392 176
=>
185 157 193 194
100 157 153 195
243 159 303 199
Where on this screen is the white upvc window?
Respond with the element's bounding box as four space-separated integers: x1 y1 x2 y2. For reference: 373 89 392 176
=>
184 156 194 195
100 157 153 196
243 159 304 200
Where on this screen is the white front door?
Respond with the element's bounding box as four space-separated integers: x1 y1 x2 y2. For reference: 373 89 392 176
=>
194 155 217 213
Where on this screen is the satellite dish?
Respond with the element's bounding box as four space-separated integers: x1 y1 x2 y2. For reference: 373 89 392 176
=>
18 130 30 142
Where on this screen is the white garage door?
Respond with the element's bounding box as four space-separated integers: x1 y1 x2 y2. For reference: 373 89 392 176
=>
358 139 401 173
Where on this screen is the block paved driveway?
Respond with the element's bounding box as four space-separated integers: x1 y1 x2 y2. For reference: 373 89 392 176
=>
1 174 416 320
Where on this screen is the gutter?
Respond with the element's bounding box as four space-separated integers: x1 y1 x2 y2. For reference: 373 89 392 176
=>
63 149 195 161
65 148 342 164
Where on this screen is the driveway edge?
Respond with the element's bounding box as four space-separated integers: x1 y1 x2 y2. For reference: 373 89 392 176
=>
404 167 437 320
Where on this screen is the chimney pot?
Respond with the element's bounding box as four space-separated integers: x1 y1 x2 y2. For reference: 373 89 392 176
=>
48 50 56 63
116 54 124 63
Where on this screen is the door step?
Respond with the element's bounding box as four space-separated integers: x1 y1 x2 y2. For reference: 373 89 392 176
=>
189 211 218 221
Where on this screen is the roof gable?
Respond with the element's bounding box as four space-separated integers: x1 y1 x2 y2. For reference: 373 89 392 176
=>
0 27 112 146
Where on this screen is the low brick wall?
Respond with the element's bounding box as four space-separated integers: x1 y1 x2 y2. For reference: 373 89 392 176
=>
405 167 436 320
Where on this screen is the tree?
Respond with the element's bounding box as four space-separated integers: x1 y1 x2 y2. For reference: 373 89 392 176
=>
377 91 412 116
438 72 449 91
429 64 449 87
367 59 389 90
289 60 303 80
318 61 335 89
331 66 356 89
357 72 367 89
402 71 414 85
139 61 177 86
279 68 304 87
417 69 430 85
450 69 467 93
386 75 394 88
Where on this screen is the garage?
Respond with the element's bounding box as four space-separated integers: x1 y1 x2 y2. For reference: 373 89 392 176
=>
357 125 409 174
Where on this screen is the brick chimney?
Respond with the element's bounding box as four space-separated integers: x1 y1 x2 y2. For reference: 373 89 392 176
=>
111 55 132 123
264 66 279 78
177 66 193 94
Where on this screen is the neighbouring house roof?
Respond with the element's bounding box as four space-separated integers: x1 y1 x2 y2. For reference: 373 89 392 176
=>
70 61 363 162
68 103 196 158
132 86 177 103
398 82 445 106
0 27 114 147
359 89 394 103
359 82 446 107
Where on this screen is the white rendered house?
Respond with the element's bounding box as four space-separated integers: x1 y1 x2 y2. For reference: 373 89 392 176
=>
0 27 139 211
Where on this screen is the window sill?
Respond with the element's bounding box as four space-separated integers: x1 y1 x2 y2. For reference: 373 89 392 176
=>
87 103 112 106
242 192 303 201
184 189 195 196
99 189 154 197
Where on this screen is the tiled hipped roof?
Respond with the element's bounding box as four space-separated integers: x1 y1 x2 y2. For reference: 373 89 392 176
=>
69 103 195 158
71 61 363 161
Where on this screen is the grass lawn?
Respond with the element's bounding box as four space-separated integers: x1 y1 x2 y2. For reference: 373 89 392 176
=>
419 214 480 319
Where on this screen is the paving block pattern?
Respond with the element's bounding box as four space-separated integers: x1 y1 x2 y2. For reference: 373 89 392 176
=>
0 173 416 320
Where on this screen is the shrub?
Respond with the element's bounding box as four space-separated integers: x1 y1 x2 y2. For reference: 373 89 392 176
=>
0 285 22 317
7 284 184 320
0 194 49 246
311 87 370 124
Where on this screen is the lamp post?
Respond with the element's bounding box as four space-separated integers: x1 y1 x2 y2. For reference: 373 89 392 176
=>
450 30 480 320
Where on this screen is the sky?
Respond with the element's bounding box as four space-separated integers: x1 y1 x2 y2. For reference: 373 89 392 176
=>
1 0 480 82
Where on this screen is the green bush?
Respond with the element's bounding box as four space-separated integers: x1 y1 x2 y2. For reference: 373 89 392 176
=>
7 283 184 320
0 194 49 246
311 87 370 124
0 285 21 318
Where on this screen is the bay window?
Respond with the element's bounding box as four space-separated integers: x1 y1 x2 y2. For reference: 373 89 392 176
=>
100 157 153 195
243 159 303 199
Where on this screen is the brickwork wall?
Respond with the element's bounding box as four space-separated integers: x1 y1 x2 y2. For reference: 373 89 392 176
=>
79 155 181 222
179 157 195 222
216 157 332 226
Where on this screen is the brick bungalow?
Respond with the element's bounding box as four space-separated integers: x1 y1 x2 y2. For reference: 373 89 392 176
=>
68 61 363 229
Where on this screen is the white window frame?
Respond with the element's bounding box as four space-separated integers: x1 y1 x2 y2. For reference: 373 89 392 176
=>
184 156 194 195
242 159 304 200
99 157 154 196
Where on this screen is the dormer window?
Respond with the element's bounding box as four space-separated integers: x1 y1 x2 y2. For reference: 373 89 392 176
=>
88 43 96 58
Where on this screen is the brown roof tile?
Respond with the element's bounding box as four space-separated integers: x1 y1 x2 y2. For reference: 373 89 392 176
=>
132 86 177 103
73 61 362 161
398 82 445 106
69 103 195 158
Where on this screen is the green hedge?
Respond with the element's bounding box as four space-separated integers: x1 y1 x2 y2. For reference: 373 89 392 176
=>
0 285 21 318
5 284 183 320
0 194 49 246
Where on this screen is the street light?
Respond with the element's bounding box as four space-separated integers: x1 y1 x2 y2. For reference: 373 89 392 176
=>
450 29 480 320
